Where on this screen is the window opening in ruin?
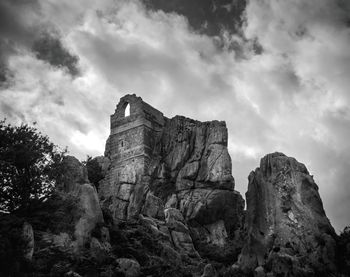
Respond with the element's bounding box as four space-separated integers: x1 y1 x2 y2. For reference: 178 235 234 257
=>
124 103 130 117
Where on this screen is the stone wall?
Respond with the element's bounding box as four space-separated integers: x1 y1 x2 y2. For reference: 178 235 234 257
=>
100 94 166 221
106 94 164 172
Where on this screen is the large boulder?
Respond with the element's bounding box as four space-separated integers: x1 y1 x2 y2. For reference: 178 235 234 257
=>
58 156 89 193
86 156 111 189
73 183 104 248
57 156 104 249
239 152 337 276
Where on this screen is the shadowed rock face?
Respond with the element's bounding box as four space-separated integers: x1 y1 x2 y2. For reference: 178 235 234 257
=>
239 152 337 276
98 94 245 261
58 156 104 250
149 116 242 222
149 116 245 261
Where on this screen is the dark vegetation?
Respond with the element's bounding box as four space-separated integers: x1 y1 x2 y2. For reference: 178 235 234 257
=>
0 214 28 276
0 194 80 276
110 221 194 277
0 119 66 214
85 156 104 190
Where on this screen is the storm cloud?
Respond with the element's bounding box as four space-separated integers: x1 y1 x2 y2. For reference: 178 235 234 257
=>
0 0 80 83
0 0 349 231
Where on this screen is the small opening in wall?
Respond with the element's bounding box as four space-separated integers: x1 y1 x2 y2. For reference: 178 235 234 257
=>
124 103 130 117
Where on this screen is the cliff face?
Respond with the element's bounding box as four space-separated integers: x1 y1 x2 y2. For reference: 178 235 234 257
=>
149 116 245 261
239 152 337 276
98 94 245 262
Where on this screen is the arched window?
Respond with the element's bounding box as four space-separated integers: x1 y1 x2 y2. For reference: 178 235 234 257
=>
124 103 130 117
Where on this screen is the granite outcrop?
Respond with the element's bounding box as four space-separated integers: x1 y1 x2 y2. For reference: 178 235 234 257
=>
238 152 337 276
96 95 340 275
98 94 245 262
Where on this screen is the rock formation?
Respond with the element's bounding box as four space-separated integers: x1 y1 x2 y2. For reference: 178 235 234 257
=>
97 95 338 274
239 152 337 276
4 94 345 277
55 156 105 250
98 94 245 262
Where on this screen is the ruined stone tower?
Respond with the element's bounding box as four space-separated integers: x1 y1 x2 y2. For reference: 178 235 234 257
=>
105 94 165 178
100 94 166 220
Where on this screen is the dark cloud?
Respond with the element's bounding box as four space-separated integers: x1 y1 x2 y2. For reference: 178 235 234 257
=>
0 0 80 80
0 0 40 43
141 0 263 60
32 34 80 77
0 0 38 83
0 63 10 87
143 0 246 36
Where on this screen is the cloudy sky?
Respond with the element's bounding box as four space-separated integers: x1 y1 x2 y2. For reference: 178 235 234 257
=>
1 0 350 232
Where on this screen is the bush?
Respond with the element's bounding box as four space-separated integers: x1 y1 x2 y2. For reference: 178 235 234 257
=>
0 119 66 213
85 156 104 190
24 192 82 235
0 213 28 276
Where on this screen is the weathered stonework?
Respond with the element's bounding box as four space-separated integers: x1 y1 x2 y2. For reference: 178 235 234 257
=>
98 94 245 261
99 95 165 221
104 94 164 184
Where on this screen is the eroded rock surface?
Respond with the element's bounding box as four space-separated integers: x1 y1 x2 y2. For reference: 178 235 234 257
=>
239 152 337 276
57 156 104 249
149 116 245 261
73 183 104 248
98 94 245 261
165 208 200 257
